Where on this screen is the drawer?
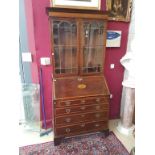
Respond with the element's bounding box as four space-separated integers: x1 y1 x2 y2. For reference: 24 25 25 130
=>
55 121 108 136
55 103 109 115
55 97 109 108
55 111 109 126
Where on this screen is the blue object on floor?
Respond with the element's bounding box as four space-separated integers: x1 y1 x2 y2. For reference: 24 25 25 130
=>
39 67 47 129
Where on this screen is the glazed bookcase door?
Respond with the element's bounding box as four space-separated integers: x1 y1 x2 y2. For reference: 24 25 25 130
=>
81 20 106 75
51 18 78 76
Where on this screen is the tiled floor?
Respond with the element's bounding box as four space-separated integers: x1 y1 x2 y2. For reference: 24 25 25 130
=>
19 119 135 153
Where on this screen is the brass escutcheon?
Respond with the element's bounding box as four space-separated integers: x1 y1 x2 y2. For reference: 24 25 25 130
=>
66 128 70 133
66 109 71 113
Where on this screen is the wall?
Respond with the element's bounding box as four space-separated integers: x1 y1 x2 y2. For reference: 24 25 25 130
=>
19 0 32 83
101 0 129 119
24 0 129 128
24 0 52 128
24 0 39 84
104 22 129 118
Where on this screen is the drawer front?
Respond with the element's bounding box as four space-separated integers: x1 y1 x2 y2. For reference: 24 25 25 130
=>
55 121 108 136
55 111 109 126
55 97 109 108
55 103 109 115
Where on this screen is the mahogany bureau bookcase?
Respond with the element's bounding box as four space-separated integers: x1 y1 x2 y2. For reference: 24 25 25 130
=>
46 8 110 145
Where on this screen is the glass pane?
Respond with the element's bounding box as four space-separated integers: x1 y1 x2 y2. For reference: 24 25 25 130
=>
52 19 78 75
82 46 103 73
82 20 105 74
53 20 77 46
54 46 78 74
21 84 40 131
83 21 104 46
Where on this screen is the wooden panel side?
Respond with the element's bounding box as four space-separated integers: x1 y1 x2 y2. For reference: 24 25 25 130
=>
48 12 108 20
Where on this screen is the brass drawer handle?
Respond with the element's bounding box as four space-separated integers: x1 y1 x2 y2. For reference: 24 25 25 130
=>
66 128 70 133
96 105 100 110
65 118 71 123
81 114 85 118
81 100 85 103
65 109 71 114
95 114 100 118
95 124 100 127
65 101 71 106
80 106 86 110
80 123 85 127
96 98 100 102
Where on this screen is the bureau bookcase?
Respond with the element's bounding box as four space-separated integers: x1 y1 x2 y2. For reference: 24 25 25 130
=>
47 8 110 145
